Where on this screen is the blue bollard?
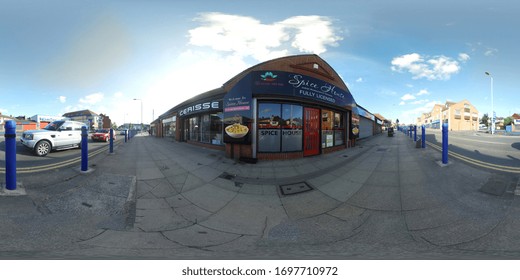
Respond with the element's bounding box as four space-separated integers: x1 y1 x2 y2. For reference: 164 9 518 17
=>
124 129 127 143
414 126 417 142
4 120 17 190
81 126 88 171
442 122 448 164
421 125 426 148
409 127 412 139
109 128 114 153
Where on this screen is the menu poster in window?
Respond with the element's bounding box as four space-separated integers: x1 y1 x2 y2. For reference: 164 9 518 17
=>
223 73 252 144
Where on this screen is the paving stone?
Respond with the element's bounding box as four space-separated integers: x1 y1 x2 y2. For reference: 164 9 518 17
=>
182 183 237 213
163 224 241 248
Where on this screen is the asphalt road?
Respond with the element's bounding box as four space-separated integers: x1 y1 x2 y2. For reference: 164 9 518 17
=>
0 136 123 172
424 129 520 174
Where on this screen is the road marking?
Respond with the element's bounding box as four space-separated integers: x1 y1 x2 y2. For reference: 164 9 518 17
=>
427 130 510 145
426 142 520 173
0 140 120 174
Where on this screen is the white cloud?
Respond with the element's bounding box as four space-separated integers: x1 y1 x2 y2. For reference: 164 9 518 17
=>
188 13 342 61
398 100 441 124
458 53 470 62
410 99 430 105
401 93 416 101
484 48 498 56
399 101 405 106
79 92 104 105
391 53 461 80
416 89 429 96
356 77 363 83
58 96 66 103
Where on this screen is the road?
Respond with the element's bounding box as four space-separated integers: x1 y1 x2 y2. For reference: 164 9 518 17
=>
0 136 123 173
424 129 520 174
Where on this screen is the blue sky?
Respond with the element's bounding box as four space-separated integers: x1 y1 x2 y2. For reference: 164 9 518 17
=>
1 0 518 125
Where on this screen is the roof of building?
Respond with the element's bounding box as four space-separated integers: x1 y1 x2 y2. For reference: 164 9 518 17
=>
62 109 99 117
156 54 357 122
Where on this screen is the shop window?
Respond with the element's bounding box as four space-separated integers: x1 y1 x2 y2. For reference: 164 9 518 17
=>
210 113 223 145
322 110 344 147
201 114 211 143
334 112 344 146
281 104 303 152
258 103 281 152
189 116 199 141
321 110 334 148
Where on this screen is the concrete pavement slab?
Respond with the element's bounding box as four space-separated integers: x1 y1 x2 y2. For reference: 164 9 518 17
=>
199 193 286 236
191 166 224 183
347 184 402 211
180 174 206 193
280 190 341 220
316 177 363 202
135 207 192 231
80 230 182 249
174 203 213 224
182 183 237 213
146 178 178 198
136 198 171 209
162 224 242 248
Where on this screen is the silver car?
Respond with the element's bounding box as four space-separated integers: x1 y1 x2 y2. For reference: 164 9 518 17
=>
21 120 85 156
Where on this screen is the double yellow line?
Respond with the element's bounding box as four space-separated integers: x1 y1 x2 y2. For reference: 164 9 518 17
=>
0 142 119 174
426 142 520 173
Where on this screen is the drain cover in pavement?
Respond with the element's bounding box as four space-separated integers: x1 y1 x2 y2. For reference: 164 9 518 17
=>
480 176 512 196
279 182 313 195
376 148 389 152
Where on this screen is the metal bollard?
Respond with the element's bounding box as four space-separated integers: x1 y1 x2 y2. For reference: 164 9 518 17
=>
109 128 114 153
81 126 88 172
4 120 17 190
124 129 127 143
442 123 448 164
421 125 426 148
414 126 417 142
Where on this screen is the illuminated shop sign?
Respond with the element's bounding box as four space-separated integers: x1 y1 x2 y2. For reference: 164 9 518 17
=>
252 71 356 108
178 101 221 117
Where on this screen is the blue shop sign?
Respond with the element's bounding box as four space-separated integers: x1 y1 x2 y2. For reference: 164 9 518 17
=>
252 71 356 108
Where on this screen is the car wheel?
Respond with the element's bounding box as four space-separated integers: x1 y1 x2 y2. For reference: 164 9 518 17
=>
34 140 51 156
105 136 109 142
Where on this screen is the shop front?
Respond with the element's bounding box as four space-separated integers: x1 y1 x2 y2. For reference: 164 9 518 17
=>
155 54 361 161
174 98 225 150
222 61 356 160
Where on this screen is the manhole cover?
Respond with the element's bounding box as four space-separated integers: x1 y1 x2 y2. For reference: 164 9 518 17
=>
376 148 389 152
279 182 313 195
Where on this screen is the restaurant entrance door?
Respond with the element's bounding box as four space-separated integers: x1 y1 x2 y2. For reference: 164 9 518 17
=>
303 107 320 156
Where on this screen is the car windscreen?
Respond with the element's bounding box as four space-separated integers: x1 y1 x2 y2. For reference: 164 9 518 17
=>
44 121 64 131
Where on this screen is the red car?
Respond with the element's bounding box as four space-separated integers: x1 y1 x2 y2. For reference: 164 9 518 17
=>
91 129 116 142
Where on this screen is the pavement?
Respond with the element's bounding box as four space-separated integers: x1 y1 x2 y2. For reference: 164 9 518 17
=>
1 130 520 259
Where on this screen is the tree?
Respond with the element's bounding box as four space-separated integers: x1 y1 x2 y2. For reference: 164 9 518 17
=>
481 113 489 125
504 117 513 126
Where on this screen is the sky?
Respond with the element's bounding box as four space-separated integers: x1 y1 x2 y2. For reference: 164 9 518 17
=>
1 0 518 125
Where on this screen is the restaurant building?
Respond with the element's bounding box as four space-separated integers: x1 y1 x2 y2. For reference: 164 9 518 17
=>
153 54 379 161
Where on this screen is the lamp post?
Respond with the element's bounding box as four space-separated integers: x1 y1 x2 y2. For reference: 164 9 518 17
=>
485 72 494 135
133 98 143 132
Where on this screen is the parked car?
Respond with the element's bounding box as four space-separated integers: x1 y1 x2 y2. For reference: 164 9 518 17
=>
91 129 116 142
21 120 84 156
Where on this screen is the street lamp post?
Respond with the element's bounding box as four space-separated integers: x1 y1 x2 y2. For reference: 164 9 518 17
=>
485 72 494 135
133 98 143 132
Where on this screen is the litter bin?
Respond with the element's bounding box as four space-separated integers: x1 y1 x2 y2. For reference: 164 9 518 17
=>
387 127 394 137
